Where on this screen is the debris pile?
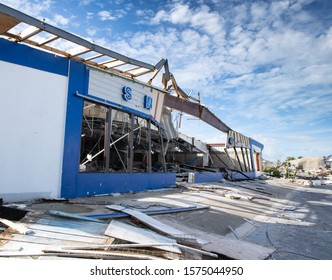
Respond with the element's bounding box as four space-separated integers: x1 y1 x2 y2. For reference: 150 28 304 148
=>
263 155 332 186
0 200 275 260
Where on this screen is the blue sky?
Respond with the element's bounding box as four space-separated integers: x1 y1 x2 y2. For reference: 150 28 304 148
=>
2 0 332 162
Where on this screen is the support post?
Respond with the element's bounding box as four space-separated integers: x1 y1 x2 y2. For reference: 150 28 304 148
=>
159 128 167 172
104 108 112 172
128 113 134 172
147 119 152 173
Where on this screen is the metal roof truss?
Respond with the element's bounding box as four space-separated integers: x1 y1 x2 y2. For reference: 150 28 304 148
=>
0 4 167 80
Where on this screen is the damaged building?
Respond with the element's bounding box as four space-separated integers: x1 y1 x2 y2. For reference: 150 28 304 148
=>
0 4 264 202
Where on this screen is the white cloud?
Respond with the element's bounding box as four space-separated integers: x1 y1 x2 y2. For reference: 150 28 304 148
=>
53 14 70 26
86 12 94 20
135 9 153 17
97 8 127 21
79 0 95 6
98 10 117 21
86 27 97 36
290 0 316 12
1 0 52 17
151 3 225 38
250 2 267 22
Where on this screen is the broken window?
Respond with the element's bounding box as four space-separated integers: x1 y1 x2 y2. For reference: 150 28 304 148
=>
79 100 166 173
132 116 149 172
151 123 167 172
79 101 107 172
108 109 131 172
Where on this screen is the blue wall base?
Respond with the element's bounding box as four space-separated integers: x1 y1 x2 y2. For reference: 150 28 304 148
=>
193 172 225 183
230 171 256 180
62 172 176 198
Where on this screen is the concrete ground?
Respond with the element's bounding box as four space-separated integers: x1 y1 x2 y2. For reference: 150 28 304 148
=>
5 178 332 260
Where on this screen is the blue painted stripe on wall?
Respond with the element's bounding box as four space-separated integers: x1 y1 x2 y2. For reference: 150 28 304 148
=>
0 38 68 76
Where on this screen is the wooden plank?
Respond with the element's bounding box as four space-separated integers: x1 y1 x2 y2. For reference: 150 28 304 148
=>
0 13 20 34
105 219 181 254
18 25 41 41
107 205 185 236
106 205 207 246
0 218 33 235
43 249 162 260
65 243 218 258
63 243 218 258
0 249 160 260
155 217 276 260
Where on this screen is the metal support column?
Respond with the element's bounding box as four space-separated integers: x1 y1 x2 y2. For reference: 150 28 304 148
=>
128 113 134 172
147 119 152 173
104 108 112 173
159 127 167 172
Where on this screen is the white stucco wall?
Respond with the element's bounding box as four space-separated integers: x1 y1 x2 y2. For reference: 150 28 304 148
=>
0 61 68 202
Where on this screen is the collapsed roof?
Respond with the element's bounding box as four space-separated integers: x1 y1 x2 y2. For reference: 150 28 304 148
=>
0 4 237 134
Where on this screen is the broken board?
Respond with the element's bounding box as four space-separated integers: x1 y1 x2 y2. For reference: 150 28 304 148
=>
105 219 181 254
106 204 208 246
155 216 276 260
85 205 209 219
0 217 33 235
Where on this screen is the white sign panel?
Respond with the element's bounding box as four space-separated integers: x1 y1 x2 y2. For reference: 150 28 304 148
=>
88 69 165 122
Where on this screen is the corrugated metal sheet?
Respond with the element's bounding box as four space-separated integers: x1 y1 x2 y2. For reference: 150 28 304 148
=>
0 214 109 258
